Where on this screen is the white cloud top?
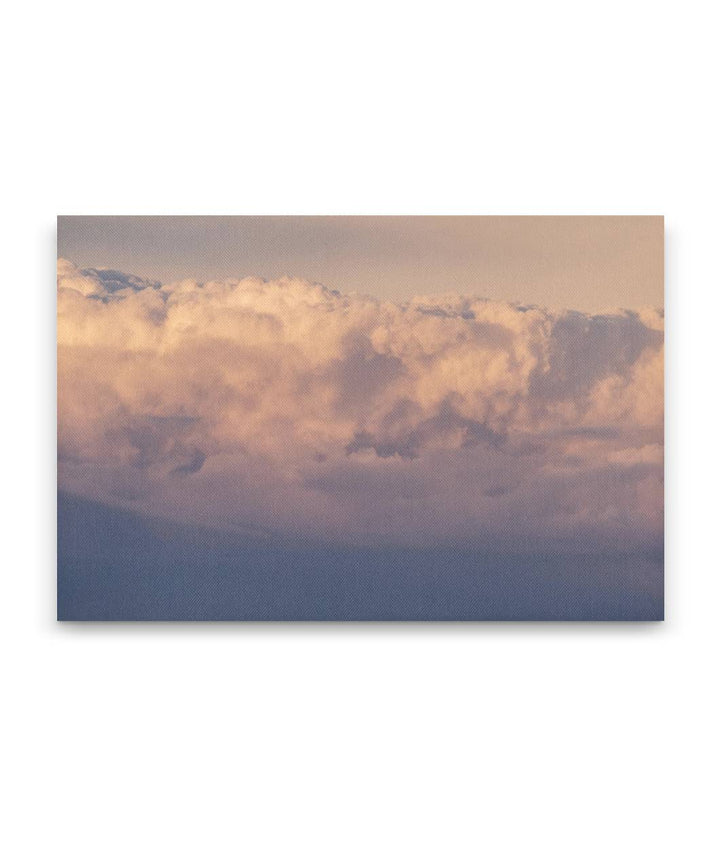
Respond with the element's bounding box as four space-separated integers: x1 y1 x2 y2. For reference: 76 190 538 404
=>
58 260 663 549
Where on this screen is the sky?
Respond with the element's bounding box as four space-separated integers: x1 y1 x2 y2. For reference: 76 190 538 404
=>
57 217 664 619
58 216 663 313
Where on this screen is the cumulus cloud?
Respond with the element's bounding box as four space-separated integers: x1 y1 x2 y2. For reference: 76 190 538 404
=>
57 260 664 549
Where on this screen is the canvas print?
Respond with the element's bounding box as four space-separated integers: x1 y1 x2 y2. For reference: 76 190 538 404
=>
57 216 664 620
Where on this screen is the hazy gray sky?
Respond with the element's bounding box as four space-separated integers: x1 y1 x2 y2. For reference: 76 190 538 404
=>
58 216 663 312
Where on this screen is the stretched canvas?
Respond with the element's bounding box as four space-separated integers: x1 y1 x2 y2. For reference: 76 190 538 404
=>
57 216 664 620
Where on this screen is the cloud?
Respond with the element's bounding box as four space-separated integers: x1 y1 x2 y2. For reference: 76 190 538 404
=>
57 260 664 548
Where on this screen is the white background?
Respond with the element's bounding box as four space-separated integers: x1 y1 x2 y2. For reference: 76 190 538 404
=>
2 1 718 854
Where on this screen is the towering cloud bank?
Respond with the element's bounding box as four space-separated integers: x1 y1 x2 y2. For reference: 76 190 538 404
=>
57 260 663 549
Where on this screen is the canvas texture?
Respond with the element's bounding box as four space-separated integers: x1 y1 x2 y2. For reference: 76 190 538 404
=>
57 216 664 620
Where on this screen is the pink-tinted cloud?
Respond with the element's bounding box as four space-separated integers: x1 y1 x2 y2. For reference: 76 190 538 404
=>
57 260 663 548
